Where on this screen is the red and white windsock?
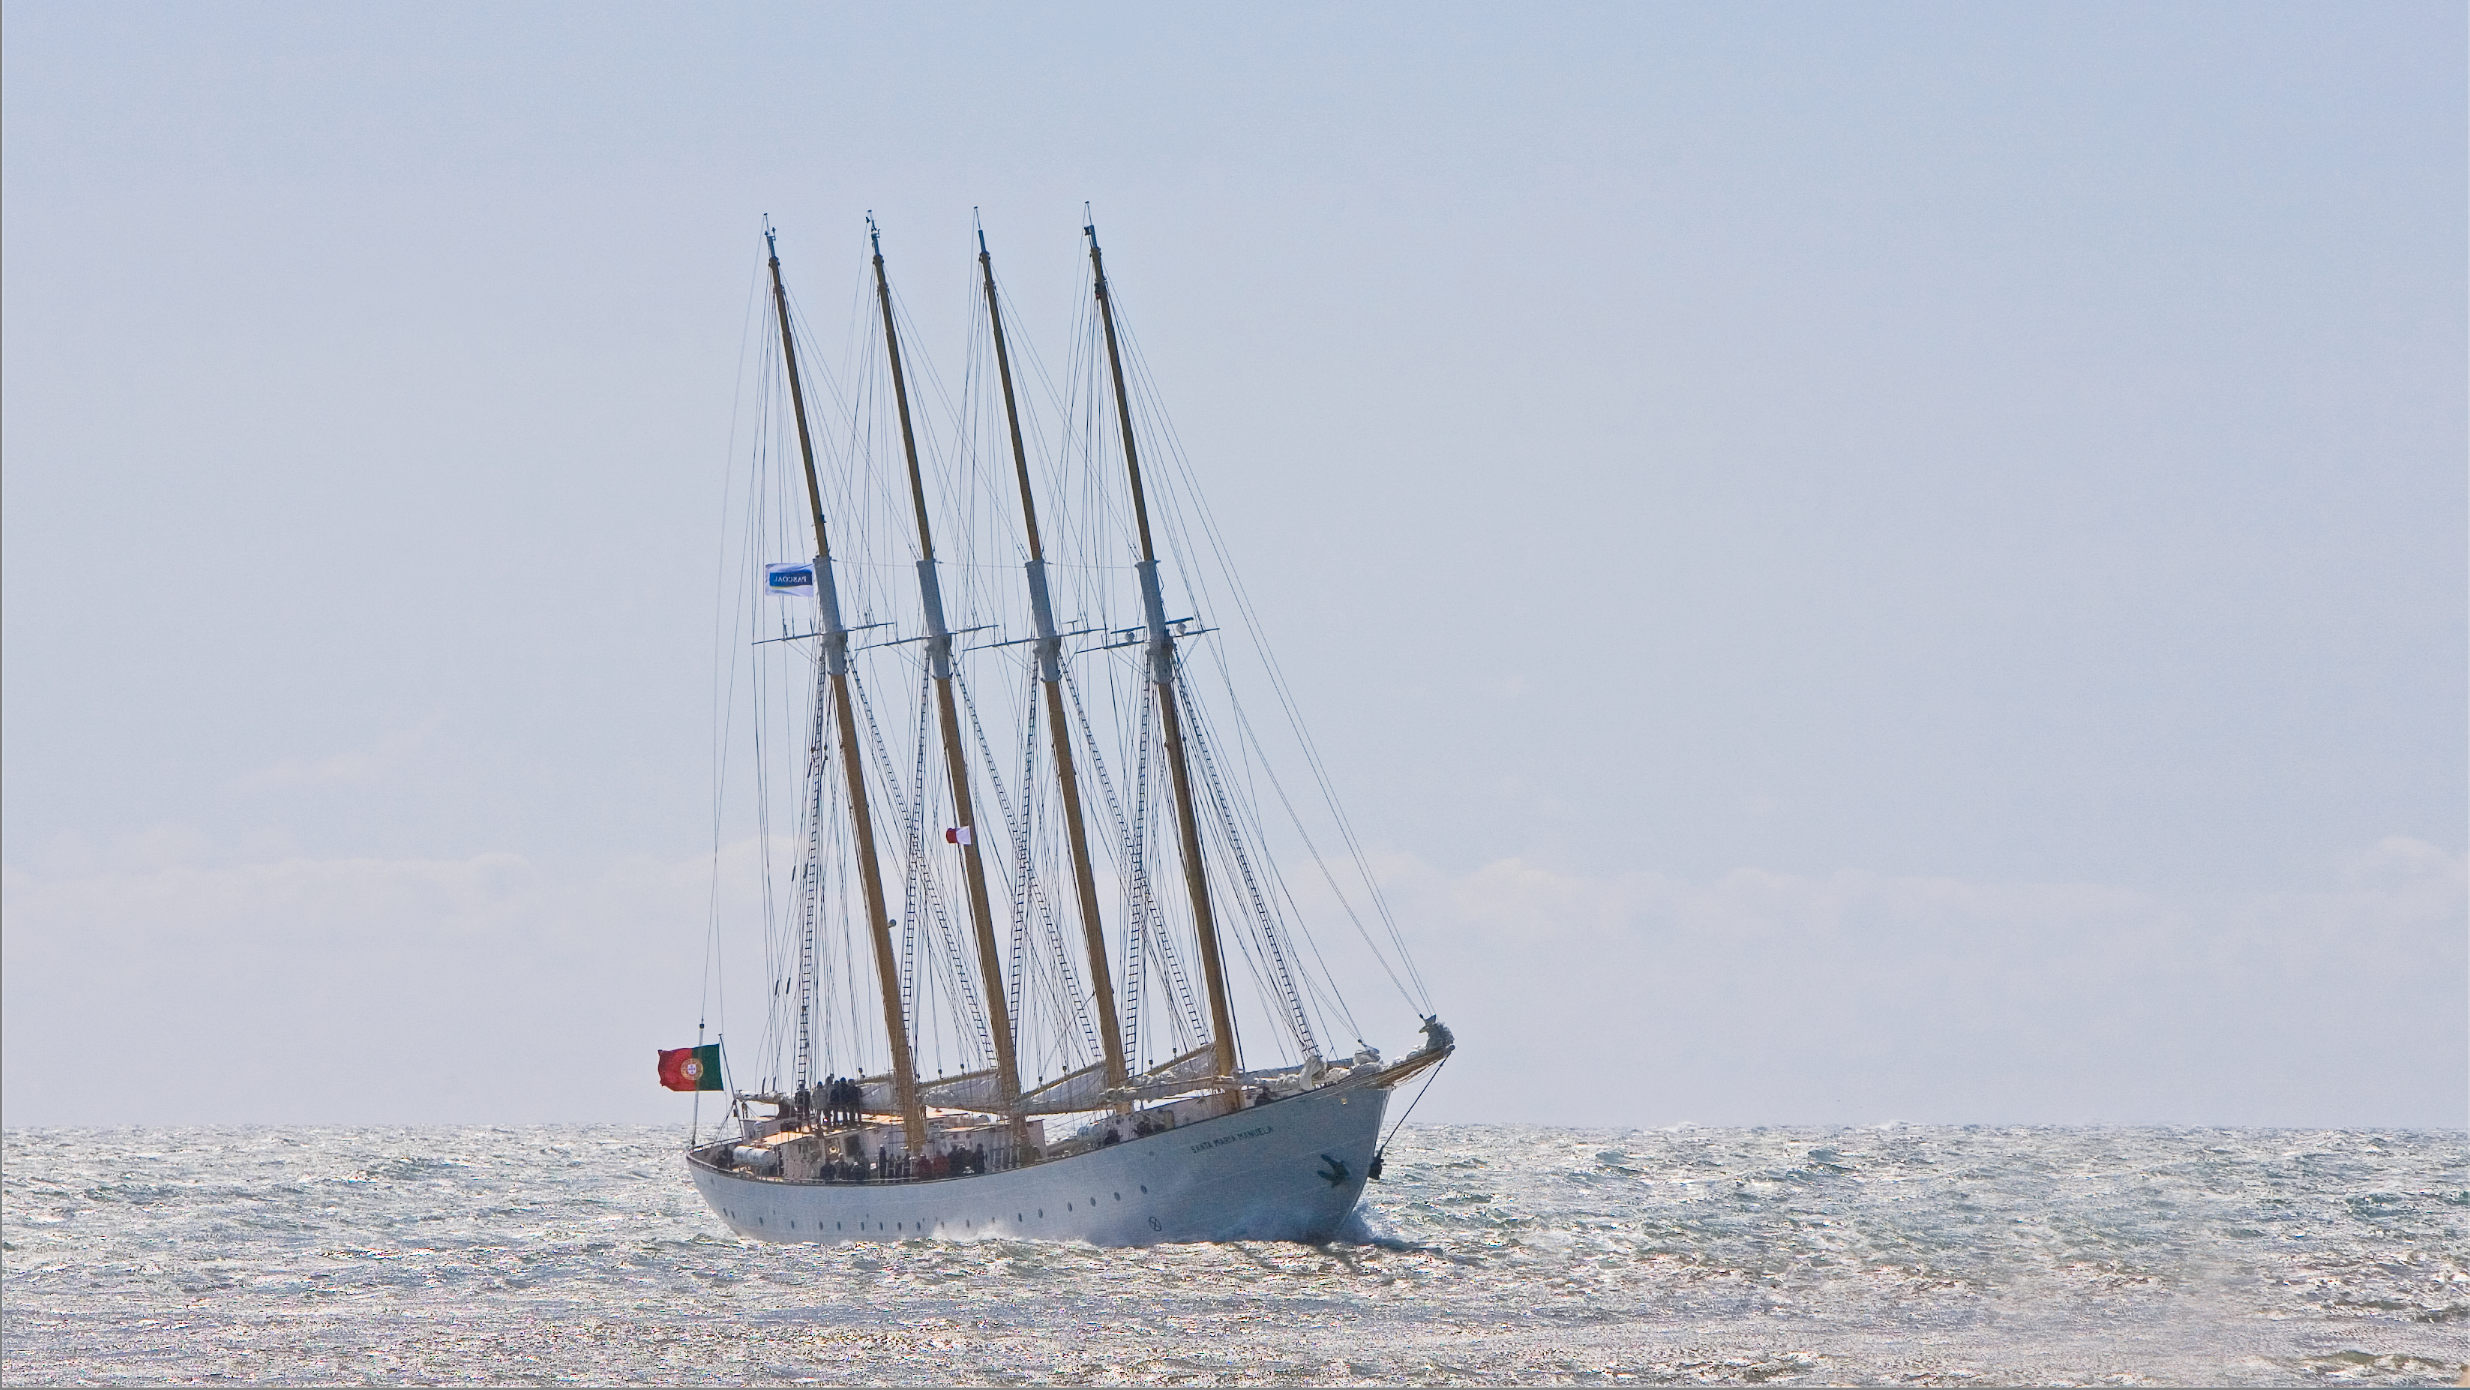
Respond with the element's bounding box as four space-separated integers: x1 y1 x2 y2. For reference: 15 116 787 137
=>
943 825 973 846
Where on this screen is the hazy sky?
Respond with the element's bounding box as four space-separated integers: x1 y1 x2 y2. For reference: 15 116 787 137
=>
4 4 2461 1129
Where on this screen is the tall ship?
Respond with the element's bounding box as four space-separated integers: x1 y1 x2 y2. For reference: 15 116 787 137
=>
674 214 1449 1245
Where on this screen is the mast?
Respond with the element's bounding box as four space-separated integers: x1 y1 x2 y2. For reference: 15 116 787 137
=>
765 225 927 1155
1085 217 1241 1089
977 223 1131 1105
868 219 1028 1140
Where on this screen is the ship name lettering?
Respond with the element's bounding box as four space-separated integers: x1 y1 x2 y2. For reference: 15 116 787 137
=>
1189 1125 1273 1154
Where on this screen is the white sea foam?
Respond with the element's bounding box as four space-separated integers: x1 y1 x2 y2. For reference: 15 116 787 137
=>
3 1124 2461 1385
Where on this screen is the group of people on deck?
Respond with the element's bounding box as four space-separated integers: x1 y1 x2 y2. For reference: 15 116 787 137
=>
810 1141 995 1184
911 1144 992 1180
790 1076 866 1129
769 1079 1011 1182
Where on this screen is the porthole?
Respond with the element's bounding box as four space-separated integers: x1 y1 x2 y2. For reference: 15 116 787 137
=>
1139 1185 1148 1194
1112 1193 1120 1201
1038 1208 1044 1218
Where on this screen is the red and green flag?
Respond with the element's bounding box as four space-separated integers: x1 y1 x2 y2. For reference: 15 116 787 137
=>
657 1043 724 1092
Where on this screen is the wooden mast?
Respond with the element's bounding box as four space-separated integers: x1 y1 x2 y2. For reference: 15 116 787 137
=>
765 225 926 1155
977 224 1131 1106
1085 218 1241 1090
868 220 1028 1143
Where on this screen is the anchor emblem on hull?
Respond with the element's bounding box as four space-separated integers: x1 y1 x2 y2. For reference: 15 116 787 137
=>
1317 1154 1350 1188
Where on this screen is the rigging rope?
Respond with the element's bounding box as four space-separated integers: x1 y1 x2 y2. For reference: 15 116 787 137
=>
1177 659 1319 1058
1116 311 1433 1014
1374 1056 1448 1169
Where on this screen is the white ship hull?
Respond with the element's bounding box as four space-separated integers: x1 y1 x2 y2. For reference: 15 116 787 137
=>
688 1078 1390 1246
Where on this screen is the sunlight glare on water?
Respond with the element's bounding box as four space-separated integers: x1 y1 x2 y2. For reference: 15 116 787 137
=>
3 1124 2462 1385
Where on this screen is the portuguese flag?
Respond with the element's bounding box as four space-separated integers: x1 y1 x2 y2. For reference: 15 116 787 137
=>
657 1044 724 1092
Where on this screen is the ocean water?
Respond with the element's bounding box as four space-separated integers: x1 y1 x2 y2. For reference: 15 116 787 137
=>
2 1125 2461 1386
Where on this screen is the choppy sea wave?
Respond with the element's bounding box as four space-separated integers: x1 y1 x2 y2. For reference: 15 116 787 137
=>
3 1124 2462 1385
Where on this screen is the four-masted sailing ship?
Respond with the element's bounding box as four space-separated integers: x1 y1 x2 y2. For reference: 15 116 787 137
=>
678 214 1448 1245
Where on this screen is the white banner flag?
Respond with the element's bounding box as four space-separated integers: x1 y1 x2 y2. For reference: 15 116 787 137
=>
764 561 816 598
